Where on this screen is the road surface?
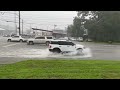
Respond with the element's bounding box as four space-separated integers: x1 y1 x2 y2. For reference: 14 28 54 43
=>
0 37 120 64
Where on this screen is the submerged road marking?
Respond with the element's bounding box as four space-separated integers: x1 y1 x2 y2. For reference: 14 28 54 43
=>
3 43 21 48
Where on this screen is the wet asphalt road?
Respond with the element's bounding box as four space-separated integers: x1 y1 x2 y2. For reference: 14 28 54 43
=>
0 36 120 64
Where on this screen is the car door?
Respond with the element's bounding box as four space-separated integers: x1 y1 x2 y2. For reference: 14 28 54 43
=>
58 41 70 52
34 37 45 44
66 42 76 52
46 36 53 41
12 36 19 41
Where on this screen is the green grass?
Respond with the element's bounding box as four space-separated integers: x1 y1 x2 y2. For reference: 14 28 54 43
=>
0 60 120 79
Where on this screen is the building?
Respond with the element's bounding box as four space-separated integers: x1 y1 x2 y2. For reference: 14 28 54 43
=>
32 28 67 38
52 30 67 38
32 28 53 36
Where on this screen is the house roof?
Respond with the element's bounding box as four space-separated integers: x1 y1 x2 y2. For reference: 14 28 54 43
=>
32 28 67 35
53 30 67 34
32 28 53 32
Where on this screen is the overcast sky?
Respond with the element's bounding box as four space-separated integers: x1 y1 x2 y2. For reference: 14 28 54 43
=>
21 11 77 30
0 11 77 31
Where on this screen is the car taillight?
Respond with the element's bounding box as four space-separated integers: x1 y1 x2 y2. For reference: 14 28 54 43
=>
49 45 51 48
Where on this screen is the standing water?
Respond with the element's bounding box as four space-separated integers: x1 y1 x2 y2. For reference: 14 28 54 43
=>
20 48 92 59
0 47 92 59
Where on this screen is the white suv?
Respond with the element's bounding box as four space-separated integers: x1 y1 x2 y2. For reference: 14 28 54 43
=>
7 35 27 42
27 36 53 45
49 40 85 54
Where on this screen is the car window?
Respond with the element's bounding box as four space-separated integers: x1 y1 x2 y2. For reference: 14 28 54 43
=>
58 41 74 45
47 37 52 39
12 36 19 38
21 36 26 38
35 37 45 39
50 41 59 44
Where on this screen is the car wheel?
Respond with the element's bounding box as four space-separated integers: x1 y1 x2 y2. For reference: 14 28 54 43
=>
76 48 83 55
29 41 34 45
46 41 50 46
53 48 61 53
19 39 23 42
7 39 11 42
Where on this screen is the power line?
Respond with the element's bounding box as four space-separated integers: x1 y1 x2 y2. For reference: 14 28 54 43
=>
0 11 72 30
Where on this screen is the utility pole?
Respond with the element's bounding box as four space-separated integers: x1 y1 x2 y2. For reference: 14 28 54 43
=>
14 11 17 35
18 11 20 35
54 24 57 30
54 25 57 38
22 19 23 35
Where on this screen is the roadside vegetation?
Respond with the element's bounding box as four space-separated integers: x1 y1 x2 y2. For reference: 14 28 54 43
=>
0 60 120 79
67 11 120 43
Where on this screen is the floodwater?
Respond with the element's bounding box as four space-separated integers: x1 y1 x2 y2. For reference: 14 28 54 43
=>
0 48 92 59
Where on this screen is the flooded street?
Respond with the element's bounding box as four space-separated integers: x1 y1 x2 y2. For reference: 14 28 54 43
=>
0 37 120 64
0 47 92 59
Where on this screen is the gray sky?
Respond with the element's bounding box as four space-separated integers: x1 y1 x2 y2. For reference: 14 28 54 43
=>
0 11 77 31
21 11 77 30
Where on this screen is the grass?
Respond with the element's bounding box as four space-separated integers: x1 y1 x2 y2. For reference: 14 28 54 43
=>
0 60 120 79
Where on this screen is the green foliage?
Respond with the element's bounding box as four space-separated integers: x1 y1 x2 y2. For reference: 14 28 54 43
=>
67 11 120 42
67 17 84 37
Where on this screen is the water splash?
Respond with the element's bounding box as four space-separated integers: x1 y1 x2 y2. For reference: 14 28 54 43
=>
0 48 92 59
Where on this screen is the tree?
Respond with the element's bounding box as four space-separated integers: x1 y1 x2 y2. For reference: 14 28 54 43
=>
67 16 84 38
67 11 120 42
67 25 74 37
77 11 120 42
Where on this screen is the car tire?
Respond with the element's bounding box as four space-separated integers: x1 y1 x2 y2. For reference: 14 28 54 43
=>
29 41 34 45
53 48 61 53
7 39 11 42
76 48 83 55
19 39 23 42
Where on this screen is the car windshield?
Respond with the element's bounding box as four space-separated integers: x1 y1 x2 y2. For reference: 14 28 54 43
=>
12 36 19 38
50 41 59 44
58 41 75 45
47 37 52 39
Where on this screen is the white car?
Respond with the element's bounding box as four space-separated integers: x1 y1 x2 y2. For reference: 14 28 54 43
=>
7 35 27 42
77 37 83 42
49 40 86 54
58 37 69 40
27 36 53 45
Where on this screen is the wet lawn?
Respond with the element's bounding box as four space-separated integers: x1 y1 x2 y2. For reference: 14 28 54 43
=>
0 60 120 79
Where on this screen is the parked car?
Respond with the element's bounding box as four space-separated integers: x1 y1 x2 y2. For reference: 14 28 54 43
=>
7 35 27 42
3 35 10 37
76 37 83 42
27 36 53 45
87 39 93 42
58 37 69 40
49 40 86 54
69 37 76 41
